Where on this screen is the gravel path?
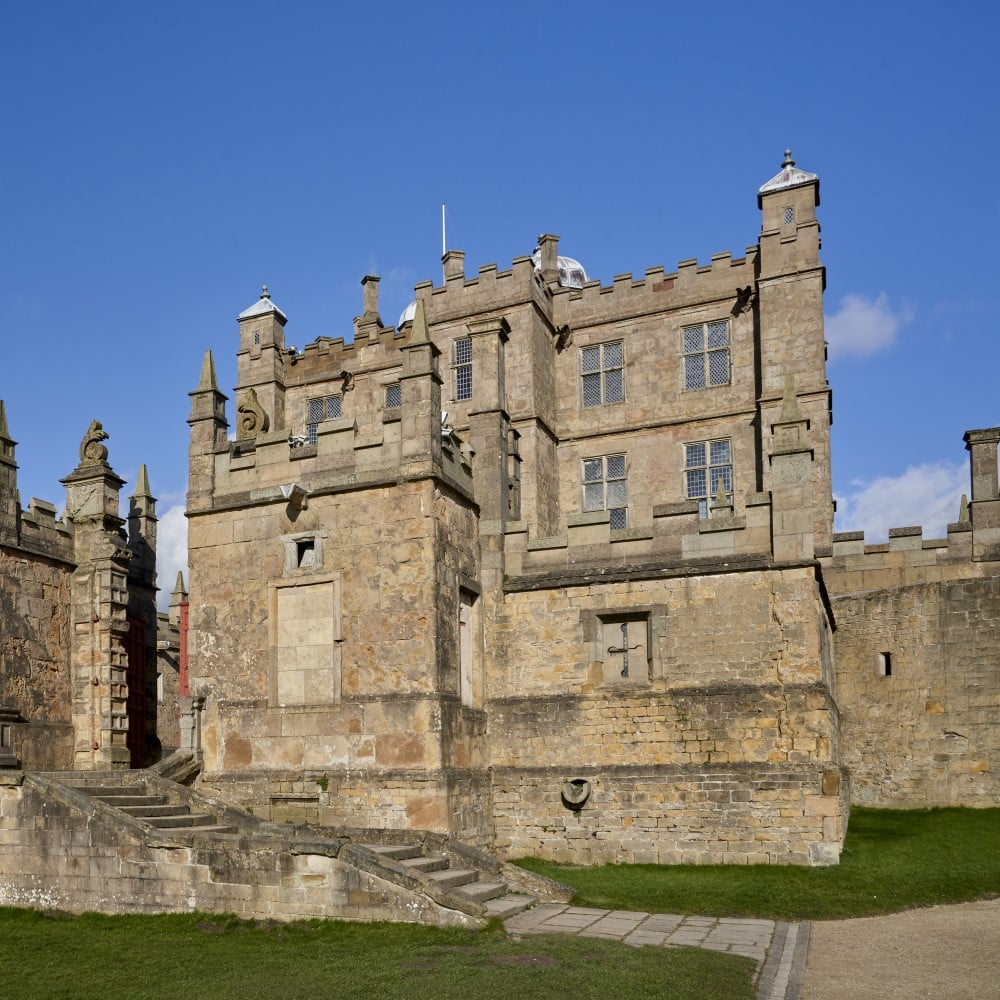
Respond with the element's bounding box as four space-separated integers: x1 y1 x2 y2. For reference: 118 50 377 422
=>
800 898 1000 999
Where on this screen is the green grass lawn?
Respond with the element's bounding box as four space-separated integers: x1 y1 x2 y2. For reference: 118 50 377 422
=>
515 806 1000 921
0 909 755 1000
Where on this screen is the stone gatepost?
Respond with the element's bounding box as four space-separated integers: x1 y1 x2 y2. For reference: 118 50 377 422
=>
61 421 132 770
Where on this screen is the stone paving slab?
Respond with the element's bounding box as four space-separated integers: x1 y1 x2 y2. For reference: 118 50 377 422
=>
504 904 804 999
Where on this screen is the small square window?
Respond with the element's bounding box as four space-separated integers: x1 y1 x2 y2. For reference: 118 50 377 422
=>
296 539 316 568
385 383 402 409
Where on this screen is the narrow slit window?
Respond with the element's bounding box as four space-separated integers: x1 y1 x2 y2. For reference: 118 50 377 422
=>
877 652 892 677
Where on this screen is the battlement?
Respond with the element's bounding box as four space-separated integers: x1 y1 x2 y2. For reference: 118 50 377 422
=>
289 326 408 380
504 489 776 583
822 517 981 594
15 497 75 563
206 411 474 511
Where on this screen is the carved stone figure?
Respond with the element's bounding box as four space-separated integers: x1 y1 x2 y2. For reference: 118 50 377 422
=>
236 388 270 441
79 420 109 465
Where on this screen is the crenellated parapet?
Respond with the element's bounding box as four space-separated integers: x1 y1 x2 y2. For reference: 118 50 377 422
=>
504 488 777 584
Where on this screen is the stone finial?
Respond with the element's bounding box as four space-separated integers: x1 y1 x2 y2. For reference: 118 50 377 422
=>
236 387 270 440
0 400 16 466
959 493 970 523
197 350 219 392
173 570 187 597
79 420 110 466
782 149 795 168
409 299 429 345
133 463 153 498
780 374 803 422
260 285 270 300
710 477 733 515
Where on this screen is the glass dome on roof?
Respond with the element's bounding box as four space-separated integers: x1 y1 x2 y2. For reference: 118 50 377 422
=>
530 250 588 289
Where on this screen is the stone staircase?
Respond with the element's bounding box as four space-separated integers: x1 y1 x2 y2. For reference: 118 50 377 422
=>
355 842 537 919
25 765 572 924
65 777 238 835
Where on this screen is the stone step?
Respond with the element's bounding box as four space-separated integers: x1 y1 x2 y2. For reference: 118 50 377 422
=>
360 843 424 861
424 867 479 890
74 784 148 798
167 824 240 836
144 813 220 829
452 880 505 903
118 804 189 818
398 854 450 874
483 894 537 919
93 794 169 808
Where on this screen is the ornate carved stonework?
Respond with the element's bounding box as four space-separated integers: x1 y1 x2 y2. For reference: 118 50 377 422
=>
79 420 110 466
236 388 270 441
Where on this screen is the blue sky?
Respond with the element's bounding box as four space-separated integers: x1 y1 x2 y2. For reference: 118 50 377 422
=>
3 2 998 601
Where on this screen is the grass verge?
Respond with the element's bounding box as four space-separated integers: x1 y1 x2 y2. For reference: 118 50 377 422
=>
0 909 756 1000
514 806 1000 921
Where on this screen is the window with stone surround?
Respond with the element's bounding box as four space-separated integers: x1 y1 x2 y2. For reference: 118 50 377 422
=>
683 320 730 390
306 394 342 444
384 382 402 409
685 438 732 518
582 453 628 529
452 337 472 401
599 613 650 684
580 340 624 407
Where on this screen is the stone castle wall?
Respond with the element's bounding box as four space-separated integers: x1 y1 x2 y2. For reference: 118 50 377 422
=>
824 523 1000 807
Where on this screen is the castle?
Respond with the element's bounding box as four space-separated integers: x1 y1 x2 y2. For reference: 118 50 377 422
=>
1 155 997 882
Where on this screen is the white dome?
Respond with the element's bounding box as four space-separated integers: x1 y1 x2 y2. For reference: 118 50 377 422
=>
398 300 417 327
530 251 588 289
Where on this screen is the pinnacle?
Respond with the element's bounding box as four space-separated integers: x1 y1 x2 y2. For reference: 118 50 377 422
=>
197 350 219 391
409 299 429 345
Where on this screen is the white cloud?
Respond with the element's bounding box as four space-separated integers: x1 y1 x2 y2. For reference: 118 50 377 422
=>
825 293 912 360
834 462 968 541
156 504 188 610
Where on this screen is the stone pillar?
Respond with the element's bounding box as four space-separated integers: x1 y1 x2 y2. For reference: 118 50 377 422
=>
399 300 443 479
442 250 465 282
355 275 383 340
61 422 132 770
179 695 204 753
0 401 18 546
769 376 815 562
537 234 560 286
187 351 229 514
0 707 20 768
963 427 1000 559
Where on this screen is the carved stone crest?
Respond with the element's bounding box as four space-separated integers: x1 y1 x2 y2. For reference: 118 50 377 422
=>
79 420 109 466
237 388 270 440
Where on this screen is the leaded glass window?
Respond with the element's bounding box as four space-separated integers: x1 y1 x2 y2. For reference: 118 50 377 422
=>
385 382 402 409
453 337 472 401
582 453 628 529
580 340 625 407
306 395 342 444
683 321 730 390
685 439 732 517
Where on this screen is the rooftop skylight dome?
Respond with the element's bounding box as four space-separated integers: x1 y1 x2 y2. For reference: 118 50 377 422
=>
530 249 588 289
